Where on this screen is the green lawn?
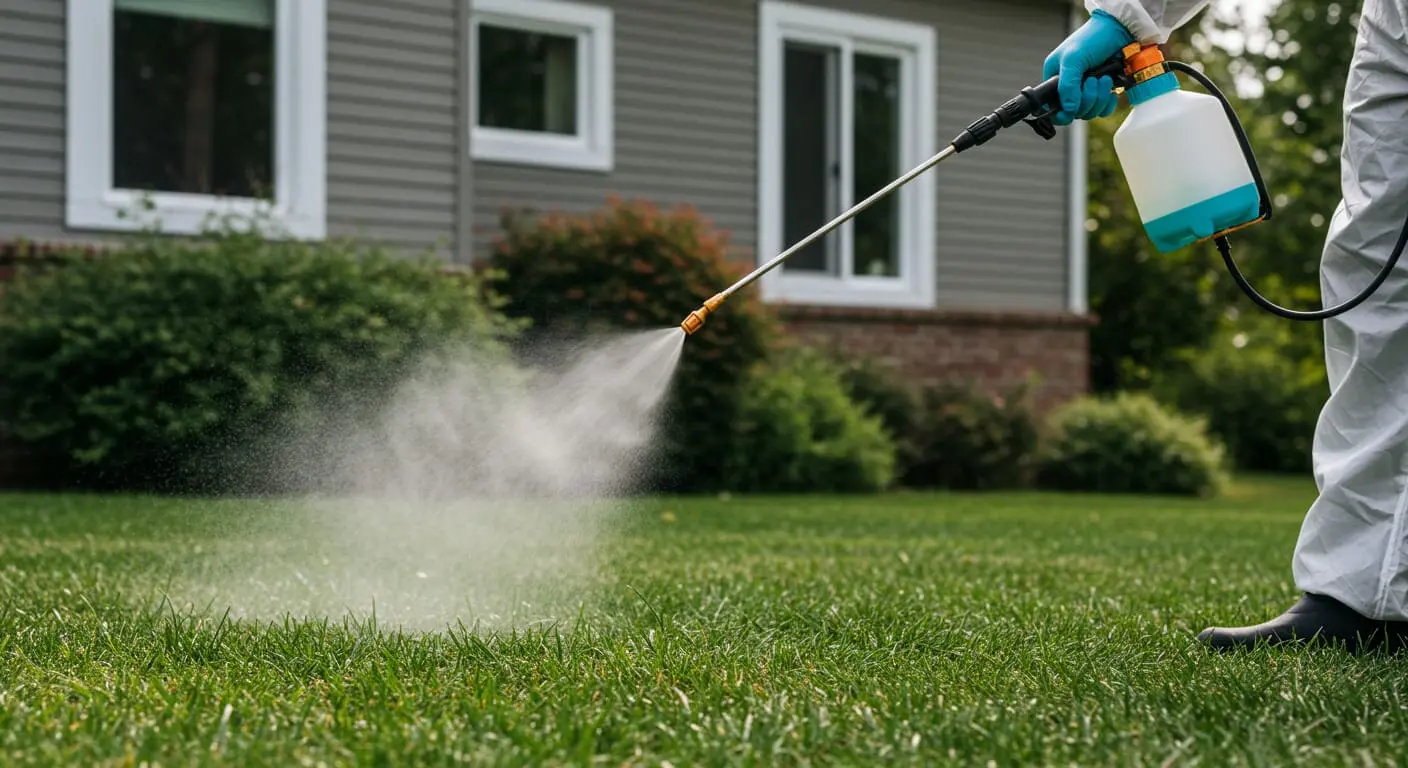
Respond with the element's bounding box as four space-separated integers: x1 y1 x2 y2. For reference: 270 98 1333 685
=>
3 475 1407 766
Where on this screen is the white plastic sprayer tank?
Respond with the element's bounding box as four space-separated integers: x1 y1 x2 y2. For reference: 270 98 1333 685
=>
1113 68 1259 254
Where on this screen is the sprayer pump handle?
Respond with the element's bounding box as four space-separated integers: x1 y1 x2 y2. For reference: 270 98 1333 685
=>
951 54 1131 153
1026 55 1132 117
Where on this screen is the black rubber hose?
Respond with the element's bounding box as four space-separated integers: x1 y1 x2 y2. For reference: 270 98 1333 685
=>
1167 60 1407 321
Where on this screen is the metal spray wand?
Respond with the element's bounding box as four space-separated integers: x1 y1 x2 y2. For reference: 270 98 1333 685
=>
678 145 958 335
678 54 1134 336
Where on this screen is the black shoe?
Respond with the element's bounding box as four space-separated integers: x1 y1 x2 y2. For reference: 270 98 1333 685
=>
1197 593 1408 654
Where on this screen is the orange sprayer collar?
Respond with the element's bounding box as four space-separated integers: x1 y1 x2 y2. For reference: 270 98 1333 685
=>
1122 43 1168 84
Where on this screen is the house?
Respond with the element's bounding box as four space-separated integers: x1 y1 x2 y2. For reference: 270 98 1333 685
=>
0 0 1093 410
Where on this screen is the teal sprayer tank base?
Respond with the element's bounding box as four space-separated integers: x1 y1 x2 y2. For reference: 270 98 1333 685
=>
1142 182 1261 253
679 41 1407 335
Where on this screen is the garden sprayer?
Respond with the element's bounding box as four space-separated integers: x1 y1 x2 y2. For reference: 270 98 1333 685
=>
679 42 1408 335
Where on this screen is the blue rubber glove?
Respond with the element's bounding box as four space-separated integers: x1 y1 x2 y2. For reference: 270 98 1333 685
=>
1043 10 1135 126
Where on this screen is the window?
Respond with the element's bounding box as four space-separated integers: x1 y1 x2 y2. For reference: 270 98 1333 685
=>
66 0 326 238
758 1 937 309
470 0 613 172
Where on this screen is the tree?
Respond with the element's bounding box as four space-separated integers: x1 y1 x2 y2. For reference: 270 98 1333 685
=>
1202 0 1362 300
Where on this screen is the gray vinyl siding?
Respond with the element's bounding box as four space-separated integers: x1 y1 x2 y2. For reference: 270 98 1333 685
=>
0 0 462 255
469 0 1075 313
0 0 66 242
469 0 759 260
326 0 460 254
924 0 1074 311
0 0 1075 312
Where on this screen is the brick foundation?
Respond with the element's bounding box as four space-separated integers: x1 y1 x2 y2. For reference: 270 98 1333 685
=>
779 305 1095 413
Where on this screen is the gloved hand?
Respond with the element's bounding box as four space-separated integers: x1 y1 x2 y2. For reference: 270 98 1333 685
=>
1042 10 1135 126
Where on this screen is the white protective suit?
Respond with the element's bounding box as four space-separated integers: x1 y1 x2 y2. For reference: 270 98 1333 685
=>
1088 0 1408 621
1084 0 1211 43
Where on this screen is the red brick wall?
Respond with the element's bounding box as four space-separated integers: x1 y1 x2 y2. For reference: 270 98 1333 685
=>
779 305 1095 413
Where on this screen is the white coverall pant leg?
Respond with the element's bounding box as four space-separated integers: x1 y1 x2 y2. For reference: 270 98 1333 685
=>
1292 0 1408 621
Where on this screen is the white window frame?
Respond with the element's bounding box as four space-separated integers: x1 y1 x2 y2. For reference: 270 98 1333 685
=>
1066 3 1090 315
64 0 326 240
469 0 614 173
757 1 937 309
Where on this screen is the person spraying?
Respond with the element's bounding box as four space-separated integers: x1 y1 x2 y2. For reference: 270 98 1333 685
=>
1046 0 1408 653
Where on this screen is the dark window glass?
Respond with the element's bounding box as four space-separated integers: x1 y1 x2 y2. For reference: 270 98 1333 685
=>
852 52 901 277
112 6 275 198
477 24 578 135
782 41 839 274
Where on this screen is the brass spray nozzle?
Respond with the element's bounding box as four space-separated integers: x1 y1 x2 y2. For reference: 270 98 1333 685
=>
680 293 725 336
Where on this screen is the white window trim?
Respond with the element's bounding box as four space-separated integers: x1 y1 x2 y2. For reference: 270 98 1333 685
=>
65 0 326 240
757 0 937 310
469 0 614 173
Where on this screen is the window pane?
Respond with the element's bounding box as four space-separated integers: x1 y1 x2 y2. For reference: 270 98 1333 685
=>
477 24 578 135
112 7 275 198
852 53 902 278
114 0 273 28
782 41 839 274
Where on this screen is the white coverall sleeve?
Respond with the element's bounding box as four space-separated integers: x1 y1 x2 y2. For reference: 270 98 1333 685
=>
1084 0 1212 43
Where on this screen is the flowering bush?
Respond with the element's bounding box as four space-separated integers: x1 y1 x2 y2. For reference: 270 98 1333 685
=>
486 197 780 492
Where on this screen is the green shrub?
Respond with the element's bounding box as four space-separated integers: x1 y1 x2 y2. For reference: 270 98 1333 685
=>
722 348 897 494
903 377 1041 490
835 356 921 460
1154 321 1326 474
834 357 1043 490
0 223 519 493
486 197 779 492
1036 392 1229 496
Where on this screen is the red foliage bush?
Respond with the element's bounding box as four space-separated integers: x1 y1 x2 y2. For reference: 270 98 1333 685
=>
486 197 779 491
